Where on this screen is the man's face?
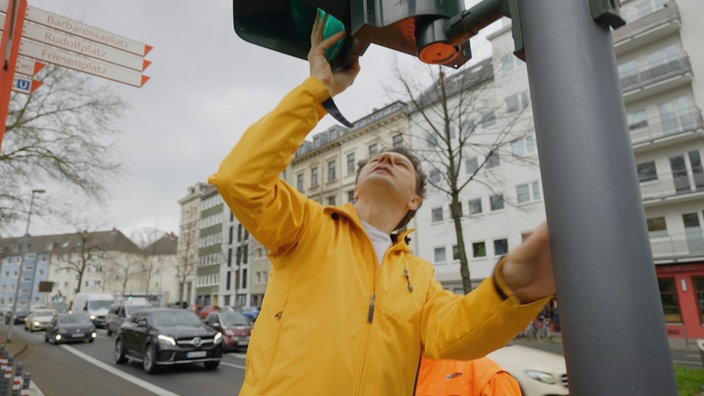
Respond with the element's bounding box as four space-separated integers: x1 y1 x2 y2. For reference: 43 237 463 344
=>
355 152 419 206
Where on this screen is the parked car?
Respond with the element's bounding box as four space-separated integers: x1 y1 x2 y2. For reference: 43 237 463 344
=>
487 343 569 396
49 302 70 314
203 311 252 352
44 313 97 344
113 308 223 374
235 306 260 322
197 305 220 319
4 306 30 325
25 309 55 332
106 300 153 336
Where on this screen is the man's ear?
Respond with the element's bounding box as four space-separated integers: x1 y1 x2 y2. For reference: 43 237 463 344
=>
407 195 421 211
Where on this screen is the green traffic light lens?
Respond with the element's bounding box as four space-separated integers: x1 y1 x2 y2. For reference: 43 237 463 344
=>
289 0 348 68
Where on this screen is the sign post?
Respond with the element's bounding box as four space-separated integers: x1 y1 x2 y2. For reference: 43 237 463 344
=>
0 0 25 150
519 0 677 394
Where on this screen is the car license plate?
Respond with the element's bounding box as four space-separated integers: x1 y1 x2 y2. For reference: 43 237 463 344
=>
72 333 84 338
187 351 207 358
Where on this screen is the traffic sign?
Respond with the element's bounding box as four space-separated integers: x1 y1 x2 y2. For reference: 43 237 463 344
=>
0 0 152 56
12 74 40 94
0 13 151 72
19 39 150 88
14 55 43 76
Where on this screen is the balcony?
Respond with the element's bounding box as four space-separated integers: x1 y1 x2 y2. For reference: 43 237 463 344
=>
630 107 704 151
613 1 681 55
620 54 692 102
651 230 704 263
640 171 704 205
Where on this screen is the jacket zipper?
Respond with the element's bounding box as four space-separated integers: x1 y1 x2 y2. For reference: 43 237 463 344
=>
403 267 413 292
367 293 376 323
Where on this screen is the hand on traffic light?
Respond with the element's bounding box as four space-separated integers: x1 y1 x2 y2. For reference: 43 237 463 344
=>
308 11 360 98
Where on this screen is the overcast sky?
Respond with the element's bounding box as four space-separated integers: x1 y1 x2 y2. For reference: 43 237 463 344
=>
20 0 491 239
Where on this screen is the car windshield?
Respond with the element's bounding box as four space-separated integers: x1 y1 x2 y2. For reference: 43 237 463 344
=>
220 312 250 327
59 314 91 324
33 310 54 319
151 311 201 327
87 300 113 310
125 305 152 315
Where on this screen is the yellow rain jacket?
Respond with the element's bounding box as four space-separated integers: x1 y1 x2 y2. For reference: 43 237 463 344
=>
209 77 549 395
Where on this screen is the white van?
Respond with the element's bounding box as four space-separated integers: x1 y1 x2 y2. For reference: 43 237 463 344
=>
73 293 114 328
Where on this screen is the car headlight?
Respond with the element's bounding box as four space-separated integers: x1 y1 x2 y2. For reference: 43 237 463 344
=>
214 333 223 345
525 370 558 385
157 334 176 346
89 314 96 320
33 321 40 326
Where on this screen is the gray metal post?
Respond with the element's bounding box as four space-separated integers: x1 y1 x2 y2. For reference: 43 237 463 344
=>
518 1 677 395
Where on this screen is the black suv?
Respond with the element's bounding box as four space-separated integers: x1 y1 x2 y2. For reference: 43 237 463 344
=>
113 308 223 373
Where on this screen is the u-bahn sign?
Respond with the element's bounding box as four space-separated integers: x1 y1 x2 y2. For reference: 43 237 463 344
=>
0 0 153 150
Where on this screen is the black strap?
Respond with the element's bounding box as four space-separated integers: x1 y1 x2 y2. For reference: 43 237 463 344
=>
322 97 354 128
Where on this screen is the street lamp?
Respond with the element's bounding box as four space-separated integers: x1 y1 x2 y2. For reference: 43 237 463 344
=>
7 188 45 343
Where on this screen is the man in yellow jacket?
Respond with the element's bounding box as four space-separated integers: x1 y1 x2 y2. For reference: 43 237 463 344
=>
209 13 555 395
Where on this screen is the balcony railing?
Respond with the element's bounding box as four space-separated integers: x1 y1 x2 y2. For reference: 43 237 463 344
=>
651 230 704 262
620 55 691 95
640 171 704 202
612 1 680 47
630 107 704 146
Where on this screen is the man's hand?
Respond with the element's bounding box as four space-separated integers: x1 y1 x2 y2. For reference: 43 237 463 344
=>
501 221 556 303
308 11 360 97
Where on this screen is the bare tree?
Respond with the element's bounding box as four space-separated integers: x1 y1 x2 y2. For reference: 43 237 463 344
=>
55 230 107 295
131 227 169 295
176 225 197 306
106 253 145 298
391 59 536 293
0 65 128 234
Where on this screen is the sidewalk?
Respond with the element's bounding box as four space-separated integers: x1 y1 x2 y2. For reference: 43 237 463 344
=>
0 328 45 396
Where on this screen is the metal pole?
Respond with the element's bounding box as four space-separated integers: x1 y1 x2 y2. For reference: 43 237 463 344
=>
518 1 677 394
7 189 44 343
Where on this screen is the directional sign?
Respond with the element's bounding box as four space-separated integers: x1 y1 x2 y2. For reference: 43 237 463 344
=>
0 13 151 72
0 0 152 56
12 74 40 94
14 55 43 76
19 39 149 88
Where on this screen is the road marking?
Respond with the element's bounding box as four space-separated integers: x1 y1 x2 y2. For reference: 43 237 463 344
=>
60 345 179 396
220 361 245 370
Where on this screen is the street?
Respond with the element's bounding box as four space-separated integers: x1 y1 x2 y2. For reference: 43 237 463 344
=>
4 323 246 396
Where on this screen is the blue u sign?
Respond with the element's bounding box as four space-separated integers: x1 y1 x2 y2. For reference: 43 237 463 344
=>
15 78 30 90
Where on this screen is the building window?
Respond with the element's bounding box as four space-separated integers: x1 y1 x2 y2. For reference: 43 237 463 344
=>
658 277 681 323
472 242 486 258
327 196 336 206
368 144 379 156
486 152 500 168
431 207 443 222
636 161 657 183
489 194 504 211
429 169 442 184
452 245 460 261
392 133 403 148
242 269 247 288
482 112 496 128
511 136 536 156
693 276 704 325
434 247 447 263
468 198 482 215
494 239 508 256
516 181 541 203
311 167 319 188
659 96 693 135
296 173 304 191
647 217 667 238
505 91 529 113
347 153 356 175
328 160 336 182
347 190 355 203
465 157 479 175
627 109 648 131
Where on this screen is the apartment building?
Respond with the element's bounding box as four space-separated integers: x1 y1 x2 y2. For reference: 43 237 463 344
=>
195 185 224 307
176 182 208 306
0 229 145 308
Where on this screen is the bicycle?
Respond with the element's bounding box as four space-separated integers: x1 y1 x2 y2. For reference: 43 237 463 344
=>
519 317 551 342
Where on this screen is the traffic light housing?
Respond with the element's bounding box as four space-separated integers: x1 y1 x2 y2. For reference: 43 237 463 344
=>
233 0 473 69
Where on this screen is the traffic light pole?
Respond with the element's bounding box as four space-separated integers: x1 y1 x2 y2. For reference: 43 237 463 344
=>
518 1 677 394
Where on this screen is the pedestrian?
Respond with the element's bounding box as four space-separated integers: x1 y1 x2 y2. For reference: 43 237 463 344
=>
209 12 555 395
415 356 521 396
